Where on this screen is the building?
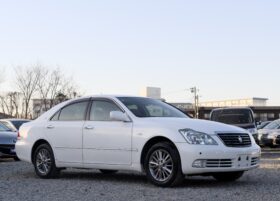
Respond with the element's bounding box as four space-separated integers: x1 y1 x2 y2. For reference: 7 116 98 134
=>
140 87 161 99
189 106 280 122
171 97 280 122
0 112 14 119
171 103 193 111
199 97 268 107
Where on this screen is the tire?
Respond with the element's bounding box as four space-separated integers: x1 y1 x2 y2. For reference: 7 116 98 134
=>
33 144 60 179
99 169 118 174
144 142 184 187
212 171 244 182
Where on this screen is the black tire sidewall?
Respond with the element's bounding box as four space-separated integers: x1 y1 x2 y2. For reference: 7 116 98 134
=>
144 142 182 187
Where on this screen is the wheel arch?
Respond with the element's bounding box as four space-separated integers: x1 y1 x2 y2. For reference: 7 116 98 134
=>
31 139 52 164
140 136 181 171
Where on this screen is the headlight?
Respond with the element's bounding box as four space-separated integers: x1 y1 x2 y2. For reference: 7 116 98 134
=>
248 128 258 135
179 129 218 145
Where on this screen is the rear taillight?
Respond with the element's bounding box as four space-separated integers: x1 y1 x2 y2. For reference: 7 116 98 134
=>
17 131 21 140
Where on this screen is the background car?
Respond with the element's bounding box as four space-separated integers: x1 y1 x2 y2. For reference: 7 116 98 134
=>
257 121 272 130
0 122 18 161
210 107 259 143
0 119 30 132
258 119 280 147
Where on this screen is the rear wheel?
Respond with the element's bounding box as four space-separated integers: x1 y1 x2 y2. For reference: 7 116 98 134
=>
33 144 60 178
144 142 184 187
212 171 244 182
99 169 118 174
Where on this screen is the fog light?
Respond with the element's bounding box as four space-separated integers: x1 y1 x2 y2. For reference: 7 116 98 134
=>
192 160 206 168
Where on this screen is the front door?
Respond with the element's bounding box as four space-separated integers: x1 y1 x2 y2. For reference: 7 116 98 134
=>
83 99 133 165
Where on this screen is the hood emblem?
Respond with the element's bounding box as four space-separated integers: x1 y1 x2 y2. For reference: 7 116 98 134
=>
238 136 243 143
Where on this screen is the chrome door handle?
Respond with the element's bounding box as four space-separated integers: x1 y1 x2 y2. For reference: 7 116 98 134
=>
84 125 94 130
47 125 55 129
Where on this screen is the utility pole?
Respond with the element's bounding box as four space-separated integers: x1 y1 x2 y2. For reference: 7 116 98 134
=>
190 87 199 118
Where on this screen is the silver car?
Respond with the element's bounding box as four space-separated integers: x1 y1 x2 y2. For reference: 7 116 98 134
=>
0 123 18 160
258 119 280 147
0 119 30 132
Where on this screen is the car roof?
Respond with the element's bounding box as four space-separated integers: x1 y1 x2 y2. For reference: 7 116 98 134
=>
211 107 252 111
71 95 154 101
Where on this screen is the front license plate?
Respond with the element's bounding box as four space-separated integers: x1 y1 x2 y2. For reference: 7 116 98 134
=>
237 155 251 168
10 149 16 153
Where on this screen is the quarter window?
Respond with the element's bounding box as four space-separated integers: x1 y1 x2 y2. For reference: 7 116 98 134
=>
58 101 88 121
90 100 122 121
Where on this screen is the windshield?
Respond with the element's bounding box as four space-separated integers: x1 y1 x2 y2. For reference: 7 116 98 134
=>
264 120 280 130
0 122 12 132
11 120 29 130
117 97 188 118
211 109 254 124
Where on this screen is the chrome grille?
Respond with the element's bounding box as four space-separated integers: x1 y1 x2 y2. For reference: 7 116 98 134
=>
205 159 233 168
217 133 252 147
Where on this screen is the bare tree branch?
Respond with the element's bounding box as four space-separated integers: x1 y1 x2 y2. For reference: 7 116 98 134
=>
14 65 43 119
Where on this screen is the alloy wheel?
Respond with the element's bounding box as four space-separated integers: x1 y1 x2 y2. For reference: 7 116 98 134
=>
148 149 174 182
36 148 52 175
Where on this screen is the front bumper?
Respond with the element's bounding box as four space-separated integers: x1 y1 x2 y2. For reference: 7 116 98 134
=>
0 144 16 157
176 143 261 175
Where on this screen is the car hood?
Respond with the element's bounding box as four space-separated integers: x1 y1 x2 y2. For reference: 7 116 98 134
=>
0 131 17 145
139 118 247 135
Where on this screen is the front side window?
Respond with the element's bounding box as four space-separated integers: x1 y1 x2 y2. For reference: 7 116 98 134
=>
58 101 88 121
117 97 187 118
90 100 122 121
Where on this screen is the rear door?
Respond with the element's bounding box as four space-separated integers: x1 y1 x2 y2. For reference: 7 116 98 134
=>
45 99 90 164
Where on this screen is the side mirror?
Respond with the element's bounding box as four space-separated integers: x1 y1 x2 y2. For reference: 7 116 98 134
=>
110 111 130 122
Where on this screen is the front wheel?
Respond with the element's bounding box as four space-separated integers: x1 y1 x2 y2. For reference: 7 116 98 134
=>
144 142 184 187
33 144 60 179
212 171 244 182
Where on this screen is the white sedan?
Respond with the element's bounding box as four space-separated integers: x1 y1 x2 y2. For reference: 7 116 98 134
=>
16 96 261 187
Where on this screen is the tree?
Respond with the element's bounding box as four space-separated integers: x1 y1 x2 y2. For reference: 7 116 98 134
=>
14 65 43 119
0 92 21 117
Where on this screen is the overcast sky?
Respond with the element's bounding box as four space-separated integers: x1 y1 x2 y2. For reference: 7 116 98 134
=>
0 0 279 105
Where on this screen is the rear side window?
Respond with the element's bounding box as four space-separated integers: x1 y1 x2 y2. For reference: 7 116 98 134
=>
10 121 29 130
58 101 89 121
90 100 122 121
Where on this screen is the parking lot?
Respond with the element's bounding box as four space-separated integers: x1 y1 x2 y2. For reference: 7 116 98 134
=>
0 148 279 201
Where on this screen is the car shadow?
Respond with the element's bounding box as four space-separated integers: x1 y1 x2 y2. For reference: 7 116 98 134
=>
60 170 147 183
58 170 252 188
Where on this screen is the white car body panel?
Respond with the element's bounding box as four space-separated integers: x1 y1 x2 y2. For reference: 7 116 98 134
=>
45 121 84 164
83 120 133 165
16 95 261 175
